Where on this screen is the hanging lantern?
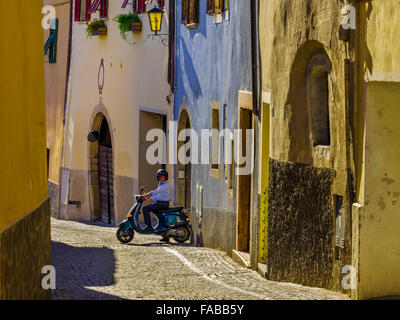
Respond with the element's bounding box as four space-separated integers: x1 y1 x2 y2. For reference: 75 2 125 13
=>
147 7 164 35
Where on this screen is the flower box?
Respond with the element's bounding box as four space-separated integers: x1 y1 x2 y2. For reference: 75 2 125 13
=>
132 22 142 32
92 27 107 36
86 19 107 38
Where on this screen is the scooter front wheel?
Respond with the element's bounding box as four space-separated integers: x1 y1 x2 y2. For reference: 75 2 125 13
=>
117 227 134 244
173 226 191 243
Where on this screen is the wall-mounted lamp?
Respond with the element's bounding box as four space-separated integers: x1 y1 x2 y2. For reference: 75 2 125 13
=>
147 7 169 46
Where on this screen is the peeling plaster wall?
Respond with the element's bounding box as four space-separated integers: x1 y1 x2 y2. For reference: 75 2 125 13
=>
259 0 355 293
352 0 400 300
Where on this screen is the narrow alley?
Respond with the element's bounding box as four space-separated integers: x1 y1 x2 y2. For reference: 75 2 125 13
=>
51 219 348 300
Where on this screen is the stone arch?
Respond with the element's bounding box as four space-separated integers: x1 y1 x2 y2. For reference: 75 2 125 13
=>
286 40 332 164
88 105 115 224
177 107 192 209
307 53 332 147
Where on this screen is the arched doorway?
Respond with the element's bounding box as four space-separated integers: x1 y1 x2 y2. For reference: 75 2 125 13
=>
88 113 115 225
177 109 192 209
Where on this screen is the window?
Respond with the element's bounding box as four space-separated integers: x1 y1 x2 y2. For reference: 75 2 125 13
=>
44 19 58 63
307 54 332 146
74 0 92 21
181 0 199 28
210 103 220 171
88 0 109 18
207 0 228 15
229 137 234 190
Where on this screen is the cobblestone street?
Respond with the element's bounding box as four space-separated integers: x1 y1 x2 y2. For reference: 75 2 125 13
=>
51 218 349 300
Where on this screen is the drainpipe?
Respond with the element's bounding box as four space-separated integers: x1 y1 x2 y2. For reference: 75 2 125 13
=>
250 0 261 118
63 0 73 125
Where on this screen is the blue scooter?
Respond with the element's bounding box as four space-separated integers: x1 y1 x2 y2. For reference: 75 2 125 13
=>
116 188 192 244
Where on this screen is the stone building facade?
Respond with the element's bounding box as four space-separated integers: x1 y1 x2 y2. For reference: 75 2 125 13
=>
259 0 400 299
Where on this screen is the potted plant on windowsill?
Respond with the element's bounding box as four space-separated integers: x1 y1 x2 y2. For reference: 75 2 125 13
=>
114 12 142 41
86 19 107 37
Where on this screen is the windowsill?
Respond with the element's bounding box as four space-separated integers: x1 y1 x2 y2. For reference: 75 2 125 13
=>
312 145 333 168
76 18 110 25
213 14 223 24
210 168 220 179
186 23 199 30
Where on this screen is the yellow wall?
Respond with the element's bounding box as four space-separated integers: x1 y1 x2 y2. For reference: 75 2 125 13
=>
44 0 70 185
355 0 400 299
0 0 48 232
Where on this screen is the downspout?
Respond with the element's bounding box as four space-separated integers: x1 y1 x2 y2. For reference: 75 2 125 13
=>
250 0 261 269
250 0 261 118
63 0 73 125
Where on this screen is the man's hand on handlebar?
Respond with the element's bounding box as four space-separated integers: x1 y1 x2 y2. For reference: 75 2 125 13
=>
140 193 152 201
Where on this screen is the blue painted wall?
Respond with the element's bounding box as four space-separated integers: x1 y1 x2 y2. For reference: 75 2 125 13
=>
173 0 253 251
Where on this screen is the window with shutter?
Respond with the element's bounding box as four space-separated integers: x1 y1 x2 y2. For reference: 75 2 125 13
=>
181 0 199 28
74 0 92 21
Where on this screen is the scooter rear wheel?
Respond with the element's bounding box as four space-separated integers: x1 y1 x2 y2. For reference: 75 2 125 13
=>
117 227 134 244
173 226 191 243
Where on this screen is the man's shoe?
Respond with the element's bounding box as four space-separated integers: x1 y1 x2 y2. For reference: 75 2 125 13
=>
143 225 154 232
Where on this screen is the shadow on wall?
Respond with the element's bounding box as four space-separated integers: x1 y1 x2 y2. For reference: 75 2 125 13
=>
52 241 124 300
179 37 203 99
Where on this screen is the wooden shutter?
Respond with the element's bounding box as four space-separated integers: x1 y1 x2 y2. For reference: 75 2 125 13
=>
122 0 129 8
85 0 92 21
133 0 145 14
192 0 200 24
138 0 145 13
100 0 109 18
89 0 101 13
181 0 187 24
74 0 81 21
218 0 224 14
206 0 214 15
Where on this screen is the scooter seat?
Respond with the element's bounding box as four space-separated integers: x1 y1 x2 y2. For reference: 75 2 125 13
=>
157 207 184 213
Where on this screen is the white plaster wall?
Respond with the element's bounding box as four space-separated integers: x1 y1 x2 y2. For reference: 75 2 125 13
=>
61 1 172 220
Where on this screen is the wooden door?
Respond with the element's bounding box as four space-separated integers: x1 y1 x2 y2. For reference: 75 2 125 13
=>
99 145 115 225
237 108 252 252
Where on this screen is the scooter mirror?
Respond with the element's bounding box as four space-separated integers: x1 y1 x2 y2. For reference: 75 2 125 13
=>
140 186 144 194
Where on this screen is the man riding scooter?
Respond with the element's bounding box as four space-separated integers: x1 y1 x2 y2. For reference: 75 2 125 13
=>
141 169 172 242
